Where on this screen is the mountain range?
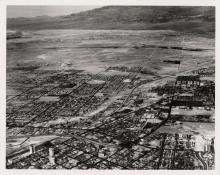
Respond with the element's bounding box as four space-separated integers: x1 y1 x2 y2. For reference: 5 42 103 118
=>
7 6 215 37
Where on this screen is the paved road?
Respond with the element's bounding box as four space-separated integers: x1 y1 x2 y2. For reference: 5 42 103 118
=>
195 151 208 170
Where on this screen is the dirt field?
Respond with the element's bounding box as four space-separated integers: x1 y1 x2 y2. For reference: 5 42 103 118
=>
7 30 215 76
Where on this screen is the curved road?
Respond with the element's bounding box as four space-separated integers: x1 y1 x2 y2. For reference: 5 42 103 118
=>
195 151 208 170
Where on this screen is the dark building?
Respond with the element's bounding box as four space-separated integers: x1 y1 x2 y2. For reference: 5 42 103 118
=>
210 138 215 153
173 93 203 107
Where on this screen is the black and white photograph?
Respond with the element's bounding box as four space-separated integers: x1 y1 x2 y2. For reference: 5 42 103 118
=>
2 2 218 172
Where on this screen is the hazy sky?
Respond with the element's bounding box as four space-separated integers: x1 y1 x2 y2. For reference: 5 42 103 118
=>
7 6 100 18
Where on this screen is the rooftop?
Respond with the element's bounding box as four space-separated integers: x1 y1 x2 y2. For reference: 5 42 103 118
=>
176 75 200 81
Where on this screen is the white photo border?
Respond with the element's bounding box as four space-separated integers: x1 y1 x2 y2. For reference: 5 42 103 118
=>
0 1 219 175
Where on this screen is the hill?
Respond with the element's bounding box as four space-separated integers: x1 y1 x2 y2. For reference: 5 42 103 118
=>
7 6 215 37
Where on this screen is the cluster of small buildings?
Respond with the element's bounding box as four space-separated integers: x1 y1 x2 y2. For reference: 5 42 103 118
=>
6 64 215 170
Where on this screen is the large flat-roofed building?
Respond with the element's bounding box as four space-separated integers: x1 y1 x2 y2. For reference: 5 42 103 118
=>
175 93 194 101
176 75 200 86
173 93 203 107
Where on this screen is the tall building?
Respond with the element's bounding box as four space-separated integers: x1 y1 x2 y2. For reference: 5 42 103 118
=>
49 147 55 165
29 144 36 154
